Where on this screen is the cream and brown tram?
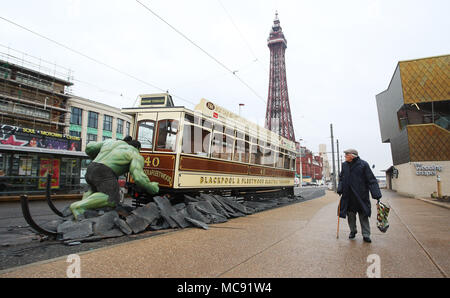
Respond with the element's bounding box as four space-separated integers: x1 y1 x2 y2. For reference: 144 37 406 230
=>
121 93 297 201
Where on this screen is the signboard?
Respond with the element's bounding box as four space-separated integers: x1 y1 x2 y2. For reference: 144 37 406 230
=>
0 124 81 151
140 97 166 106
413 163 443 176
38 158 60 189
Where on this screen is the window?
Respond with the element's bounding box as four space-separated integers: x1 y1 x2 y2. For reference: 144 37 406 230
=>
233 139 250 163
156 120 179 152
69 131 81 138
87 133 97 144
277 152 284 168
284 154 290 169
137 121 155 150
396 101 450 131
220 134 233 160
88 111 98 129
182 124 211 156
117 119 124 134
211 133 223 159
70 107 82 125
261 145 274 167
126 121 131 136
102 136 112 141
103 115 113 132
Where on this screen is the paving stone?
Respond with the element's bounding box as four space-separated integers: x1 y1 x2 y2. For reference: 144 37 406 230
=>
149 218 170 231
200 194 231 218
184 194 200 202
220 197 252 215
186 203 209 224
125 214 150 234
114 217 132 235
185 217 209 230
212 196 237 214
153 196 178 228
92 211 119 236
57 220 94 240
61 205 73 217
83 209 101 219
173 203 186 211
132 202 160 223
195 200 219 214
170 212 190 228
42 219 65 232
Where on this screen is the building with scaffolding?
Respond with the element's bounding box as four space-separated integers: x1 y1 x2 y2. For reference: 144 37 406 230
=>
0 49 86 196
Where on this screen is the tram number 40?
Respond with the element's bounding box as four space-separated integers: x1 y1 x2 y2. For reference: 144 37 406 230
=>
144 156 160 168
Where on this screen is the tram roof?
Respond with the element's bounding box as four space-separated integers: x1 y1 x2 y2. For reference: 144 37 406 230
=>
121 99 297 152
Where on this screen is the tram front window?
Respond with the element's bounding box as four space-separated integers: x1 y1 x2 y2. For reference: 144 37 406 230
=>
156 119 179 152
137 121 155 149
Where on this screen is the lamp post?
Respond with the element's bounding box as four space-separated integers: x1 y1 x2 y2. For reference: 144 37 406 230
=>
239 103 245 116
297 138 303 187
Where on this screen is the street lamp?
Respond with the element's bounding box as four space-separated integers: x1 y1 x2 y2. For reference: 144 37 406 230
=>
238 103 245 116
297 138 303 187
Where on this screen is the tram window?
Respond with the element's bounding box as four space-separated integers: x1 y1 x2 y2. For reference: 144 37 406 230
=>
225 127 235 137
277 152 284 168
182 124 210 156
137 121 155 150
233 139 243 162
220 134 233 160
234 141 250 163
211 133 223 159
284 154 290 169
255 146 263 165
291 156 296 170
259 146 268 166
202 119 213 130
156 119 179 152
184 113 195 124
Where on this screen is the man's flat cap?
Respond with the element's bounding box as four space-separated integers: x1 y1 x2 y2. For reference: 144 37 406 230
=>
344 148 358 156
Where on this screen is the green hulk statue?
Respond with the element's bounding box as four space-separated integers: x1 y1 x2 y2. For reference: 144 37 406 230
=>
70 138 159 220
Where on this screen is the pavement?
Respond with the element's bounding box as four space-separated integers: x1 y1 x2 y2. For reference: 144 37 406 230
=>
0 189 448 278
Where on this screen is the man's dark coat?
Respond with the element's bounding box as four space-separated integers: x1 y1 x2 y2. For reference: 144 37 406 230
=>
337 157 382 218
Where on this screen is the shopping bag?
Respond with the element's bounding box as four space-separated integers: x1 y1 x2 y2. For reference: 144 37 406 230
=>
376 201 390 233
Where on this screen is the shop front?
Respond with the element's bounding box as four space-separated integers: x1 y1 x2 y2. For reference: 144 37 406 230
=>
0 124 87 196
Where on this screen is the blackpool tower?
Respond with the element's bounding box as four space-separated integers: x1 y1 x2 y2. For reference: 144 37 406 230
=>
265 12 295 142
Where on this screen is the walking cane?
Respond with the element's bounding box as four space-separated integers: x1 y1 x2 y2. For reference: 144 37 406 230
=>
337 199 341 239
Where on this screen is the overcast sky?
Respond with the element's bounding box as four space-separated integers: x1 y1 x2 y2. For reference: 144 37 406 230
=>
1 0 449 175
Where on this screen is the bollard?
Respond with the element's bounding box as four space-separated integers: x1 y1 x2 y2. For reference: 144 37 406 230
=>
437 175 442 199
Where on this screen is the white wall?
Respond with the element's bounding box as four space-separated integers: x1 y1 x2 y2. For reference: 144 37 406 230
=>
391 161 450 198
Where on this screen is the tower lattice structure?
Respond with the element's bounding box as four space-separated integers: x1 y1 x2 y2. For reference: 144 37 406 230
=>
265 12 295 142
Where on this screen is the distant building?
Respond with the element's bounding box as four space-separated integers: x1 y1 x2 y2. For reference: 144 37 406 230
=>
376 54 449 198
0 53 85 196
318 144 331 182
67 95 133 152
296 146 323 184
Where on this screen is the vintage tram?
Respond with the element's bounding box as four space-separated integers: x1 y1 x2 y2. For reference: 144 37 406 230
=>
121 93 297 202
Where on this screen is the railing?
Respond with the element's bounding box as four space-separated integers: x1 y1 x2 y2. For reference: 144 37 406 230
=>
0 175 87 196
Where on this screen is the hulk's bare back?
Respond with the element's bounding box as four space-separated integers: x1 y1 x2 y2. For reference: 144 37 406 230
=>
91 140 142 177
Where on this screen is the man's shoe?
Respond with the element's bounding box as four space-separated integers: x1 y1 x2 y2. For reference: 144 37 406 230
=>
363 237 372 243
349 232 356 239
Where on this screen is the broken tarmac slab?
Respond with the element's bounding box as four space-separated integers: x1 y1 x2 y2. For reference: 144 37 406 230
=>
41 193 305 245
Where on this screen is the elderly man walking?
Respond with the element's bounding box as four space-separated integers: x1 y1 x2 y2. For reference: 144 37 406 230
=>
337 149 382 243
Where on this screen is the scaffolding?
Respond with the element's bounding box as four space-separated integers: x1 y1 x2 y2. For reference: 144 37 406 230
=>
0 45 74 134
